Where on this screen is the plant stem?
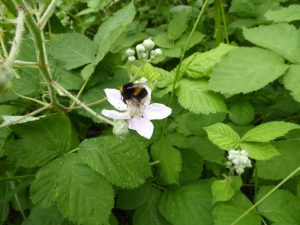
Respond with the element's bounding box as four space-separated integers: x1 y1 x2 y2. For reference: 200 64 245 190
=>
150 160 160 166
13 90 49 106
69 98 106 110
13 60 39 67
51 81 114 125
14 0 59 106
231 165 300 225
69 78 89 108
219 0 229 44
0 174 35 182
0 104 51 128
5 6 25 67
0 29 9 58
37 0 57 30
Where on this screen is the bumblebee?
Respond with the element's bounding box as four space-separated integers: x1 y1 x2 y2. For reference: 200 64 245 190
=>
120 82 148 104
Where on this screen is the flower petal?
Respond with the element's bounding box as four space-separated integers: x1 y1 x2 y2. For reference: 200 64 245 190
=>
143 86 152 106
104 88 127 110
129 116 154 139
143 103 172 120
101 109 130 120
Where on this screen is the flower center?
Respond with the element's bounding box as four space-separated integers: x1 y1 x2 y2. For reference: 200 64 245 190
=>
127 101 146 117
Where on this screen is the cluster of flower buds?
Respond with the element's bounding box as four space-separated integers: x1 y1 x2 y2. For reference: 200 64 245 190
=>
125 38 162 62
225 149 252 175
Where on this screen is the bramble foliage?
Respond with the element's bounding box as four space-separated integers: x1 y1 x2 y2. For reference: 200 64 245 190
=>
1 0 300 225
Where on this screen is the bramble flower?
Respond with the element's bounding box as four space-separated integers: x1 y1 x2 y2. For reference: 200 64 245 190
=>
101 83 171 139
226 149 252 175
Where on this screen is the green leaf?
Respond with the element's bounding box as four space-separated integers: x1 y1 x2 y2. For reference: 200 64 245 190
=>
31 155 114 225
265 5 300 23
180 44 236 78
117 183 153 210
133 187 170 225
229 101 255 126
283 65 300 102
56 154 114 225
175 112 225 136
22 205 65 225
81 63 96 80
209 47 288 95
48 33 96 70
151 140 182 185
241 121 300 142
4 114 79 168
79 135 151 188
256 186 300 224
177 79 227 114
0 128 10 155
179 148 203 183
211 177 242 204
167 6 192 40
159 181 213 225
256 140 300 180
239 142 280 160
94 2 135 63
205 123 241 150
213 192 261 225
243 24 300 63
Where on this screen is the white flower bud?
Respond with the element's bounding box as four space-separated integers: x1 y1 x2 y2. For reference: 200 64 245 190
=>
113 120 129 137
134 77 148 84
136 44 146 53
225 161 232 168
142 38 155 50
127 56 136 62
139 52 147 59
125 48 135 56
240 150 248 157
235 166 245 175
153 48 162 56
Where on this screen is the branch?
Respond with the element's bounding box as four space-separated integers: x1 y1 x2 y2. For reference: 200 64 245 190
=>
50 81 114 125
38 0 57 30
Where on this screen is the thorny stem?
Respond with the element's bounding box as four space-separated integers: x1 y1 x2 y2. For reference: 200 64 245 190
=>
69 78 89 108
51 81 114 125
0 104 51 128
37 0 57 30
13 60 39 67
13 90 49 106
231 165 300 225
69 98 106 110
0 29 8 57
5 6 25 67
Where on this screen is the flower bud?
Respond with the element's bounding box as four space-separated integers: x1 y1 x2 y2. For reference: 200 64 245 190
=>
152 48 162 56
142 38 155 50
139 52 147 59
127 56 136 62
136 44 146 53
125 48 135 56
113 120 129 137
235 166 245 175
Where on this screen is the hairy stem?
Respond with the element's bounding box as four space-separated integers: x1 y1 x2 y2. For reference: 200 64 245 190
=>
51 81 114 125
38 0 57 30
13 60 39 67
6 6 25 67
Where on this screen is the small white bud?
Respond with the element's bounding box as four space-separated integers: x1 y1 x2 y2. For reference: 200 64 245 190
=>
113 120 129 137
142 38 155 50
127 56 136 62
134 77 148 84
225 161 232 168
240 150 248 157
235 166 245 175
153 48 162 56
139 52 147 59
125 48 135 56
136 44 146 53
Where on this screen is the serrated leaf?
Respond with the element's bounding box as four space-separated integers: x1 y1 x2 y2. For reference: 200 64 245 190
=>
243 23 300 63
151 140 182 185
79 135 151 188
48 33 96 70
205 123 241 150
56 154 114 225
133 187 170 225
213 192 261 225
209 47 288 95
283 65 300 102
229 101 255 126
21 205 65 225
180 44 236 78
265 4 300 22
256 140 300 180
241 121 300 142
4 114 79 168
31 155 114 225
177 79 227 114
239 142 280 160
159 181 213 225
256 186 300 224
94 2 135 63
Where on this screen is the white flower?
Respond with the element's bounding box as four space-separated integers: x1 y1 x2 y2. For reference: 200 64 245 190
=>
143 38 155 50
127 56 136 62
113 120 129 137
101 86 172 139
125 48 135 56
226 149 252 175
136 44 146 53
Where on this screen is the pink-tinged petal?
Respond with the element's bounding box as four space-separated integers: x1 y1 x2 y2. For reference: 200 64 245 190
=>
129 116 154 139
143 103 172 120
101 109 130 120
104 88 127 110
